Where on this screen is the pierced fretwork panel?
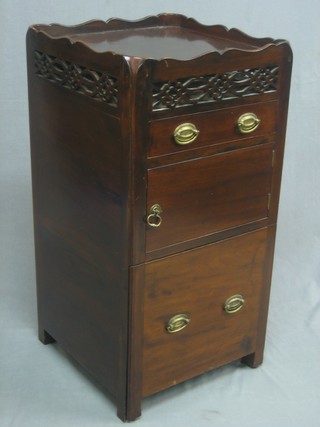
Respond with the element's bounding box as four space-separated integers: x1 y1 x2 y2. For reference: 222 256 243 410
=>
34 50 118 107
152 65 279 111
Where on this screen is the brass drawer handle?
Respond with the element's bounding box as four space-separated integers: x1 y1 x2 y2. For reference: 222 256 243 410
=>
146 204 162 228
237 112 260 134
166 314 190 333
173 123 200 145
224 295 245 314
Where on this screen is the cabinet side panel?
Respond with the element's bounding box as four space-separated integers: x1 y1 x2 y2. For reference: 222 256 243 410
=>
27 36 128 398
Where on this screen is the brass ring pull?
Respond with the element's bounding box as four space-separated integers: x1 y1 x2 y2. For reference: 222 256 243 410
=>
166 314 190 333
237 112 261 134
146 204 162 228
224 294 245 314
173 123 200 145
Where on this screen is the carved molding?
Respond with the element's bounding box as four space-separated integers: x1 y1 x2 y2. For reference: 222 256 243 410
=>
34 51 118 107
152 65 279 111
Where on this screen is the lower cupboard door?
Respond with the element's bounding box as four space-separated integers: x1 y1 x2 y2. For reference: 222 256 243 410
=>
141 228 269 397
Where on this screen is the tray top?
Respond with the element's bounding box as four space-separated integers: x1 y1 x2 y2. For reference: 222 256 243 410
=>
61 27 257 60
31 14 285 61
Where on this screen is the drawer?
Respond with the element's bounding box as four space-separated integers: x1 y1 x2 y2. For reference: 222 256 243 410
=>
148 100 277 158
141 228 268 397
146 143 274 253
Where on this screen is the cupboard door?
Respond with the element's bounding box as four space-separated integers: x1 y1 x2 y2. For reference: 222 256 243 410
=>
146 144 274 253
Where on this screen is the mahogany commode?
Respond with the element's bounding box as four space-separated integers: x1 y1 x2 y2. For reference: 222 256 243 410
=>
26 14 292 421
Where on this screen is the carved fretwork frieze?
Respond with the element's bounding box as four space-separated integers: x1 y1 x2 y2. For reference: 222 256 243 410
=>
152 65 279 111
34 50 118 107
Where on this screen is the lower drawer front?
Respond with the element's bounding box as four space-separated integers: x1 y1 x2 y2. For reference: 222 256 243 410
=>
142 228 269 397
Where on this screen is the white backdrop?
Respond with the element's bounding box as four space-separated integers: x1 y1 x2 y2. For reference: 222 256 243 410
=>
1 1 320 426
